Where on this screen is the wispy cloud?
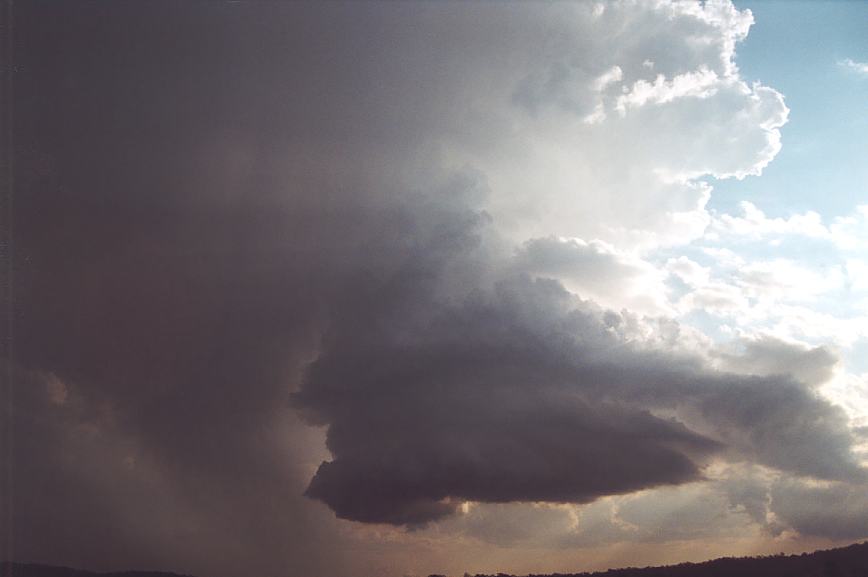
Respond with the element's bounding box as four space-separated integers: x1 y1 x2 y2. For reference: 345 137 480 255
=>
839 58 868 75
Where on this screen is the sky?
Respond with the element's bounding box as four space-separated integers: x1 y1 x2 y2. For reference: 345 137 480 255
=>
5 1 868 577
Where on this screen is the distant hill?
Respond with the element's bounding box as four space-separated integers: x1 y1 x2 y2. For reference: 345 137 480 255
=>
4 542 868 577
458 541 868 577
0 564 194 577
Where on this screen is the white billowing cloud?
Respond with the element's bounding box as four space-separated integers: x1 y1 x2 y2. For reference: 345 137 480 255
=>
736 259 844 302
672 253 846 325
708 201 830 241
839 58 868 75
845 259 868 293
615 67 720 114
678 279 752 317
584 66 624 124
822 372 868 428
667 256 711 287
677 288 868 348
514 236 673 315
678 200 868 349
489 76 787 248
707 202 868 253
764 305 868 348
831 206 868 251
429 0 789 250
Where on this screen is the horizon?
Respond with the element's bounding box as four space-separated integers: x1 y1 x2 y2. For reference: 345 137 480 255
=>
4 1 868 577
5 540 868 577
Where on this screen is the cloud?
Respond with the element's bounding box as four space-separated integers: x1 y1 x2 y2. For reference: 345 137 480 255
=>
771 479 868 540
436 470 775 550
823 372 868 428
12 1 850 575
712 334 840 387
431 463 868 551
677 280 752 317
831 206 868 251
513 236 673 315
708 201 830 241
671 200 868 348
615 67 720 114
296 265 865 525
839 58 868 75
295 274 723 525
707 201 868 255
667 256 712 288
734 259 843 302
408 0 789 250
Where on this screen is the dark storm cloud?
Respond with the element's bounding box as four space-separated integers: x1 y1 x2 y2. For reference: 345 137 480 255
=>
295 259 865 525
294 272 719 526
9 1 866 574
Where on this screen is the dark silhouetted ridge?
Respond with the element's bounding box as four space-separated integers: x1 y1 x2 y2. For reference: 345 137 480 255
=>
455 541 868 577
0 564 194 577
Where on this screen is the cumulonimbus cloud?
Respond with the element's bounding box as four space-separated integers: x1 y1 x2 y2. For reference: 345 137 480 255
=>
11 1 864 574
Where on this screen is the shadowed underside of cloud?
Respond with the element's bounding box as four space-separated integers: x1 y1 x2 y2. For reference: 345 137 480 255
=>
294 260 865 525
304 392 716 525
